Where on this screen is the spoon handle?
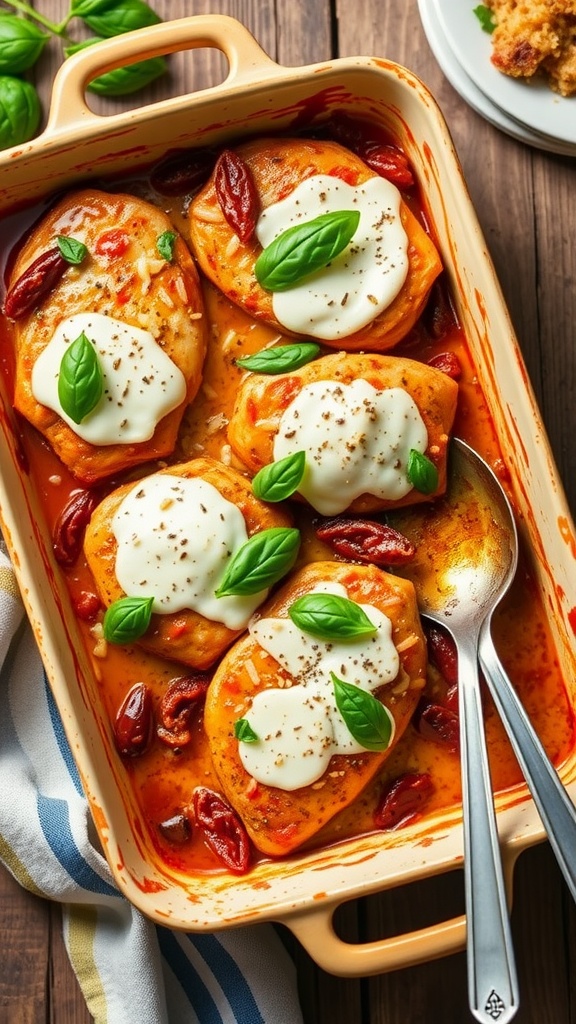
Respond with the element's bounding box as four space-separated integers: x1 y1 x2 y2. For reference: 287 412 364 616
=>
479 621 576 902
456 634 519 1024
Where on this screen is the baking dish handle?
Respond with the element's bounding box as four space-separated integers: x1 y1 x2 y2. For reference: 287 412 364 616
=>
46 14 283 133
284 846 520 977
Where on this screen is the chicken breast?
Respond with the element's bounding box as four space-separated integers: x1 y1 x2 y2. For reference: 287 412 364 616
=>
83 457 292 669
227 350 458 515
8 189 207 484
204 560 427 856
188 137 442 351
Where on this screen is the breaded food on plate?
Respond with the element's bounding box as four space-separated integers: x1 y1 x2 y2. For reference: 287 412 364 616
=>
486 0 576 96
227 350 458 516
188 136 442 352
204 560 427 856
83 457 292 669
7 189 207 484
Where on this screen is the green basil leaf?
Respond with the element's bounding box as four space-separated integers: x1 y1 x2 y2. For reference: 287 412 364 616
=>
88 56 167 96
332 673 393 751
103 595 154 644
215 527 300 598
289 593 377 641
236 342 320 374
157 230 177 261
252 451 306 503
0 15 49 74
473 4 496 32
406 448 439 495
57 235 88 265
234 718 259 743
57 331 103 424
0 76 41 151
76 0 162 38
254 209 361 292
64 36 105 57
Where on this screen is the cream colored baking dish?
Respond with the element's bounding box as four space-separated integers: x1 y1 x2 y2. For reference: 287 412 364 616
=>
0 15 575 977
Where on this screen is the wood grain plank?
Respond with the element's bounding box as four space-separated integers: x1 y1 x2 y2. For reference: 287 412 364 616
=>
0 866 49 1024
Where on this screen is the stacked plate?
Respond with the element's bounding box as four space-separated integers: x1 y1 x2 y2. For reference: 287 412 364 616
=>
418 0 576 157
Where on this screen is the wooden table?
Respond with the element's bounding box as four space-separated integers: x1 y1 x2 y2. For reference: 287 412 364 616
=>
1 1 575 1021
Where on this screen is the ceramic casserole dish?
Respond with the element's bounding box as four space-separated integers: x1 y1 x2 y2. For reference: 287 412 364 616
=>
0 14 575 977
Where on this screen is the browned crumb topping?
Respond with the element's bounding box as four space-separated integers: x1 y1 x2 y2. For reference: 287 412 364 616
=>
486 0 576 96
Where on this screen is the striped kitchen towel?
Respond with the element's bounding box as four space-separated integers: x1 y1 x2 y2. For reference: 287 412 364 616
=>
0 541 304 1024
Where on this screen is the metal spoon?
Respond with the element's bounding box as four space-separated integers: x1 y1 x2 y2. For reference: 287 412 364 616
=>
394 437 519 1024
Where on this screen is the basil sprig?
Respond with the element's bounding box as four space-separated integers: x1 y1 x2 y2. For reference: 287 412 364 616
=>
0 16 49 74
57 235 88 265
70 0 161 37
252 451 306 503
406 449 439 495
0 76 41 150
157 230 177 262
57 331 103 424
236 342 320 375
255 209 361 292
64 37 167 96
289 593 377 641
332 673 393 752
103 595 154 644
215 527 300 598
234 718 259 743
473 4 496 32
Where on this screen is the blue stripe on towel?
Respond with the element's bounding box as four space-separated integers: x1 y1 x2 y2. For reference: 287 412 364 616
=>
43 673 84 796
157 927 223 1023
191 933 266 1024
36 792 118 897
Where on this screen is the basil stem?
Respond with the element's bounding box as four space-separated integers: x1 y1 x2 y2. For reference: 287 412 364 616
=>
288 593 377 641
215 527 300 598
234 718 259 743
236 342 320 375
57 331 103 425
0 15 49 74
103 595 154 644
57 235 88 265
157 230 177 262
406 448 439 495
332 673 393 751
254 209 361 292
252 451 306 503
0 75 41 150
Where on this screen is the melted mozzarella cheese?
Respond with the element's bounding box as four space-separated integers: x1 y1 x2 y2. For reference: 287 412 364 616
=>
31 312 186 445
256 174 409 340
273 377 428 515
239 582 398 790
112 474 267 629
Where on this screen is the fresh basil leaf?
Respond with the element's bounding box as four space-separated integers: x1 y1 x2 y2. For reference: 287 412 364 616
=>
0 15 49 74
234 718 259 743
473 4 496 32
289 593 377 641
57 331 103 424
103 595 154 644
236 342 320 374
332 673 393 752
406 449 439 495
252 451 306 503
255 209 361 292
57 235 88 266
157 230 177 262
75 0 162 38
0 76 41 151
215 527 300 598
64 36 105 57
88 56 167 96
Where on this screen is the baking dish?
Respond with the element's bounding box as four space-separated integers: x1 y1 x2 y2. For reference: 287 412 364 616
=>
0 14 575 977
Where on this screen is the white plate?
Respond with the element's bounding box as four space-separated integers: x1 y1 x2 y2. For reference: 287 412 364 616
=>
418 0 576 157
430 0 576 146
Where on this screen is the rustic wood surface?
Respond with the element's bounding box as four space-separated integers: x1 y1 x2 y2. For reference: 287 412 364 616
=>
1 1 575 1022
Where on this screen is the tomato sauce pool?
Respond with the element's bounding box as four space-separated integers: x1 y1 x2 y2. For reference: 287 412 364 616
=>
0 121 574 876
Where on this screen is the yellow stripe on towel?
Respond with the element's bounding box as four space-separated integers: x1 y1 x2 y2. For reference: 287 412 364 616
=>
66 905 109 1024
0 833 44 897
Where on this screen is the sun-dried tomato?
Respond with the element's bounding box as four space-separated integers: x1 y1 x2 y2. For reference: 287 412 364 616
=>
425 623 458 687
157 812 192 845
414 697 460 754
359 141 414 188
94 229 130 259
374 772 435 830
4 246 67 319
315 516 415 566
113 682 153 757
427 351 462 380
53 489 100 567
156 673 210 748
150 148 215 196
193 787 251 874
214 149 259 244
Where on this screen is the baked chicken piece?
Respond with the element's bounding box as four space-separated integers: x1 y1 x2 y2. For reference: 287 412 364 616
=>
83 457 293 669
188 137 442 352
227 350 458 516
204 560 427 856
6 189 207 484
